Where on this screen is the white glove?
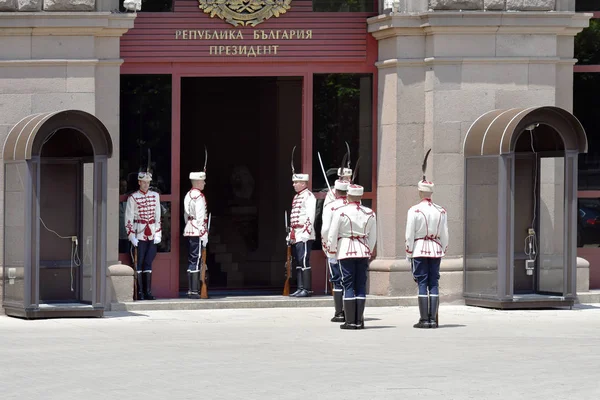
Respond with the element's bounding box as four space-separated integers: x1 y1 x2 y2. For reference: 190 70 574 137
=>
154 237 161 245
329 256 338 263
130 237 139 247
201 237 208 247
405 255 412 263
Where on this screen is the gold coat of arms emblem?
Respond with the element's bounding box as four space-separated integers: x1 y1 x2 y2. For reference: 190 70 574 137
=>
198 0 293 27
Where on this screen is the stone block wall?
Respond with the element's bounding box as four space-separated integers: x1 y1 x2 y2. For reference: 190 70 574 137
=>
0 12 134 306
430 0 556 10
383 0 576 12
368 9 589 297
0 0 95 11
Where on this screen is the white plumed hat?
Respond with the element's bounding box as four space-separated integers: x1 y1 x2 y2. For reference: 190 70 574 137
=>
292 173 309 182
347 184 364 196
334 179 349 191
419 149 434 193
189 172 206 181
138 172 152 182
337 167 352 177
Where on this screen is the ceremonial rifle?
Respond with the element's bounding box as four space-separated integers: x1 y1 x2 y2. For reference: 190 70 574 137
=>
132 246 138 301
200 213 211 299
283 211 292 296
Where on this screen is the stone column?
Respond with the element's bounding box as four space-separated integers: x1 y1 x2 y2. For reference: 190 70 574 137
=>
358 76 372 189
367 6 589 299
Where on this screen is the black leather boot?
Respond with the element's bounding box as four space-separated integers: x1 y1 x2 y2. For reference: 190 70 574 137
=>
143 272 156 300
304 268 312 294
290 269 303 297
187 272 193 297
295 268 312 297
340 299 357 330
189 272 200 299
331 291 345 322
136 272 144 301
429 295 439 328
356 298 366 330
413 296 430 328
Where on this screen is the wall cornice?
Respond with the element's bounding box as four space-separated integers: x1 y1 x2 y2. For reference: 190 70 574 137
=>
0 12 135 37
368 11 592 40
375 56 578 69
0 59 124 66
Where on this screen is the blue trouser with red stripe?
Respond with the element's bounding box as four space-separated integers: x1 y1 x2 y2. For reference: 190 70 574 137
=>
339 258 369 299
328 258 343 291
412 257 441 296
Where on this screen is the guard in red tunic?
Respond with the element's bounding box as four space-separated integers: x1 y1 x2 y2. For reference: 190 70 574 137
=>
287 172 316 297
125 170 162 300
405 150 449 329
183 171 208 299
326 184 377 330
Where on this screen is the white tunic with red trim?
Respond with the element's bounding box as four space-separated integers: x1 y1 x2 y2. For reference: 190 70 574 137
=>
405 198 449 258
125 189 162 242
321 195 347 252
290 188 316 243
324 189 336 209
183 188 208 239
326 202 377 260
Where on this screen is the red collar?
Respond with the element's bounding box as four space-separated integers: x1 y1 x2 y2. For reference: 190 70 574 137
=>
139 189 148 195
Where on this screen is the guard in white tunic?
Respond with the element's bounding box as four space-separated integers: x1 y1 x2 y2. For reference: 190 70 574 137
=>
183 171 208 299
326 184 376 330
321 179 349 322
287 173 316 297
405 150 449 329
125 170 162 300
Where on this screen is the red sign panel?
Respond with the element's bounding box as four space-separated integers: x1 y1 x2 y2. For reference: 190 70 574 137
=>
121 0 377 64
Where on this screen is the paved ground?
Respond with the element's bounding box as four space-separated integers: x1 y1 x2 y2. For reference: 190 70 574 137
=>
1 304 600 400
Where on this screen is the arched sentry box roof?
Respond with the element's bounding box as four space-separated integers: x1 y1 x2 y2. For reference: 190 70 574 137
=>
2 110 113 161
463 106 587 157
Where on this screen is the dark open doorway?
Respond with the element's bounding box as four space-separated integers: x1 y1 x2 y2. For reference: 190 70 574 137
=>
180 76 302 294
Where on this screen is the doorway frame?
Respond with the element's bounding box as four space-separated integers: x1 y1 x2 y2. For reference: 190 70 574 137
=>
120 62 378 298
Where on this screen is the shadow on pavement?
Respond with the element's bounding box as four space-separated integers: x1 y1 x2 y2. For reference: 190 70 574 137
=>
104 311 149 318
573 304 600 310
365 325 396 329
438 324 466 328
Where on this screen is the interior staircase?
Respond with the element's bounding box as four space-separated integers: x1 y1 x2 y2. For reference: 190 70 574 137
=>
206 215 245 287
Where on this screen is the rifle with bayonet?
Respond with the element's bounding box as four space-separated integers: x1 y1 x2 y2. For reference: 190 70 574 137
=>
283 210 292 296
200 213 211 299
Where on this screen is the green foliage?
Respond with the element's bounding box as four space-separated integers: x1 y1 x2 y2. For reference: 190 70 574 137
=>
312 73 372 191
120 75 172 194
312 0 375 12
575 19 600 65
